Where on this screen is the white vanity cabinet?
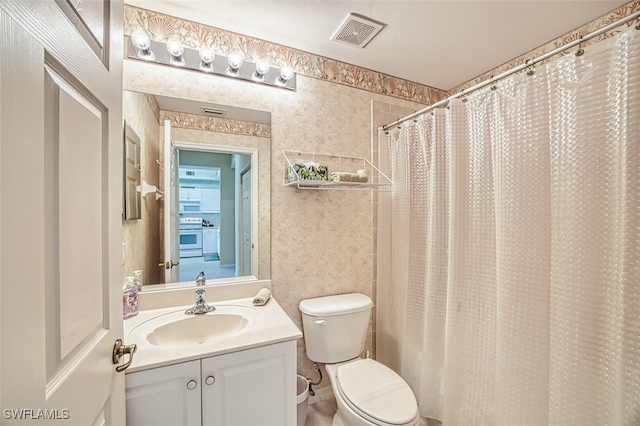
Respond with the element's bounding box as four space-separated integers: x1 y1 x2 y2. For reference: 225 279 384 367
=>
125 360 201 426
125 340 297 426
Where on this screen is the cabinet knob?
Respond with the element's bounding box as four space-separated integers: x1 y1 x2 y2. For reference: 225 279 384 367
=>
187 380 198 390
205 375 215 385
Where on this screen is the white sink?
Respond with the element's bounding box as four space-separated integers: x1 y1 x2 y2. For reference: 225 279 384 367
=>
128 305 261 347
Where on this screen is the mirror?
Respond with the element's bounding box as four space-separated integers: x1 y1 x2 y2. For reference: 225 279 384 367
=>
122 90 271 290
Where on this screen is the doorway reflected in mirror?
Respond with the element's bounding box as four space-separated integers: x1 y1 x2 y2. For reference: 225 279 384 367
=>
176 152 251 283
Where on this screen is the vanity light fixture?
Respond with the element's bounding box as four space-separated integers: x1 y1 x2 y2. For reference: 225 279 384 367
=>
199 46 215 72
252 59 271 82
125 36 296 90
130 28 154 60
166 39 185 66
227 50 244 76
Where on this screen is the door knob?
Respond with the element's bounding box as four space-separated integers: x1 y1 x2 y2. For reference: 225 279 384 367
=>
205 375 215 385
113 339 137 373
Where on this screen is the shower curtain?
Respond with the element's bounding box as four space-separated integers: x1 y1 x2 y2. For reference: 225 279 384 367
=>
380 25 639 425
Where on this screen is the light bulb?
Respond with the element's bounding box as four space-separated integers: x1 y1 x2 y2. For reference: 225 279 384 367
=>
166 39 185 66
199 46 215 65
277 66 294 85
131 28 154 60
166 39 184 58
131 28 151 50
252 59 271 81
227 50 244 76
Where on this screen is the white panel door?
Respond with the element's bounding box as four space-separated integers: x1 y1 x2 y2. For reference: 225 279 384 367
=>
163 120 180 283
0 1 125 425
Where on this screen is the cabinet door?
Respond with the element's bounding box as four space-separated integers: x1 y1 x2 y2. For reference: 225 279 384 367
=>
188 188 201 201
179 188 188 201
201 188 220 212
202 341 297 426
202 230 215 255
125 360 201 426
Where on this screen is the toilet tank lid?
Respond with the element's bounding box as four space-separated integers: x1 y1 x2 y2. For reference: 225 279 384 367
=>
299 293 373 317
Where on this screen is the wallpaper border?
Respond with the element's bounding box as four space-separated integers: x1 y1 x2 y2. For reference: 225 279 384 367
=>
448 0 640 95
123 5 445 106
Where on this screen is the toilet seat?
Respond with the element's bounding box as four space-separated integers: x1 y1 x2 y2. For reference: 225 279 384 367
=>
335 359 418 426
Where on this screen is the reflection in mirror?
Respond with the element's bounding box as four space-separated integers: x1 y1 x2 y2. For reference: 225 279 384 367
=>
176 150 249 282
123 121 142 220
122 90 271 291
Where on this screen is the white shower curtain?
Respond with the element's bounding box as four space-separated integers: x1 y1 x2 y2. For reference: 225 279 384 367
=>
379 24 639 426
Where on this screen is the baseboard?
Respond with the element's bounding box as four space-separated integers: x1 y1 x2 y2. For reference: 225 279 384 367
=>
308 385 334 405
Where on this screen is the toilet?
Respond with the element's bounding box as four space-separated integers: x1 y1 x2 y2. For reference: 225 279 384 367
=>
299 293 420 426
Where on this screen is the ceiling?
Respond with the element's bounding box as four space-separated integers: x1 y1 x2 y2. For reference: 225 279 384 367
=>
125 1 630 91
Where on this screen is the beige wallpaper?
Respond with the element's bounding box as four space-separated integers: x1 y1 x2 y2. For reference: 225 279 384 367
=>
122 90 162 286
123 57 424 381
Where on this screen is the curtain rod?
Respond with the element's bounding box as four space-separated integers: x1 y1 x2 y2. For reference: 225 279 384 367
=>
380 10 640 132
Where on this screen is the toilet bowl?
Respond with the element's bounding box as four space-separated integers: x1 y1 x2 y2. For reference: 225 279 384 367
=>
326 359 419 426
299 293 420 426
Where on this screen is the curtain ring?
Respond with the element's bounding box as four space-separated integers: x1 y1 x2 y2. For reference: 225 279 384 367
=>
526 59 535 76
575 37 585 57
490 76 498 91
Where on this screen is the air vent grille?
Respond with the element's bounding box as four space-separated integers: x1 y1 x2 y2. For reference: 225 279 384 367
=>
202 107 226 116
331 13 385 48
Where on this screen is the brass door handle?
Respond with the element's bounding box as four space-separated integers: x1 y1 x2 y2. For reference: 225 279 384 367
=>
113 339 137 373
158 260 180 269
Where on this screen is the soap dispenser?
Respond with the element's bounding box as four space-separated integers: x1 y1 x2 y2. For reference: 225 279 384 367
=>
123 276 139 319
132 269 143 291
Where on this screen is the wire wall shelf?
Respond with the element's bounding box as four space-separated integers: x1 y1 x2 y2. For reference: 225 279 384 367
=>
283 150 392 191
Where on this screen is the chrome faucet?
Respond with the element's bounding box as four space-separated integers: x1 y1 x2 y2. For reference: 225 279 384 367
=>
185 289 216 315
195 271 206 286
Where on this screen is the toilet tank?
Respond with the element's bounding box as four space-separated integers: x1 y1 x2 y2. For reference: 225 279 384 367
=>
299 293 373 364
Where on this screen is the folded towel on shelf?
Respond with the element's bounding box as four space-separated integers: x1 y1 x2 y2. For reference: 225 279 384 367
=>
252 287 272 306
330 171 369 182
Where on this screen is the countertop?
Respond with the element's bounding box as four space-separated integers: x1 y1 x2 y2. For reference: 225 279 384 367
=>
124 296 302 373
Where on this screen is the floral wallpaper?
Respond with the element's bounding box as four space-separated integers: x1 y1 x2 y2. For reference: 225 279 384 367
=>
449 0 640 95
159 111 271 138
123 5 445 105
140 92 269 137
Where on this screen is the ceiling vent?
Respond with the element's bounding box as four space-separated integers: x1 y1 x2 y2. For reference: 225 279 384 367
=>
202 107 226 116
331 13 385 48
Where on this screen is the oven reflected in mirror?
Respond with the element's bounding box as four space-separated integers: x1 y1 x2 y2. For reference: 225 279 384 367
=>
122 90 271 290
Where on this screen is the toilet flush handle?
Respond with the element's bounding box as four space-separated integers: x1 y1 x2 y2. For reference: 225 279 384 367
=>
314 319 327 326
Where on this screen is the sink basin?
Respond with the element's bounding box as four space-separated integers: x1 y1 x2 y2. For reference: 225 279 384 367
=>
128 305 261 347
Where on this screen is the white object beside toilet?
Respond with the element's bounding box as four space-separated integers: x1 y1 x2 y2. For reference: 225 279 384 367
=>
299 293 419 426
